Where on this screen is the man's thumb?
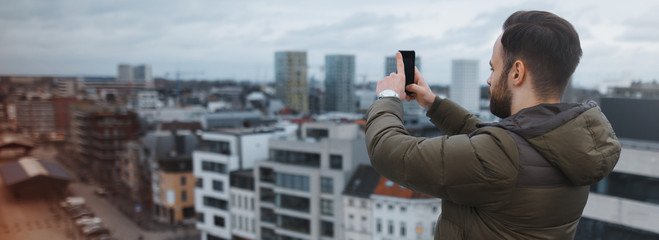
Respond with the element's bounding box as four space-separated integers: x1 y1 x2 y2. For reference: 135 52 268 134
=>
406 84 420 93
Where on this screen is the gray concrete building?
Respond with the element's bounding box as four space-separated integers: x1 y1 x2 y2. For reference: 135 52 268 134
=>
254 122 369 240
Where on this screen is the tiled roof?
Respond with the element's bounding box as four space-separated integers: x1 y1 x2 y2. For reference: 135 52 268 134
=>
373 176 433 199
0 157 72 186
0 135 34 149
343 165 381 198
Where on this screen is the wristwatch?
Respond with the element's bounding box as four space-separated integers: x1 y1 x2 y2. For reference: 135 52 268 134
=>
378 89 399 99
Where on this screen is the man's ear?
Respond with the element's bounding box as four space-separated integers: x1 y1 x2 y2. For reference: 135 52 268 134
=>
511 60 526 86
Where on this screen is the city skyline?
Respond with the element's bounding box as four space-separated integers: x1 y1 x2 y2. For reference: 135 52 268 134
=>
1 0 658 89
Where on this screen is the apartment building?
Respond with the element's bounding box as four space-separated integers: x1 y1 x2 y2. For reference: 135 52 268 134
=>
254 122 369 240
194 128 282 240
342 165 381 240
371 177 442 240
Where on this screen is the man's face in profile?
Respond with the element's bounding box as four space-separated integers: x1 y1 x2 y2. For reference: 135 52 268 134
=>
488 36 512 119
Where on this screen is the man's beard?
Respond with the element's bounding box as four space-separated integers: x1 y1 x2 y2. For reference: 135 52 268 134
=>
489 72 512 119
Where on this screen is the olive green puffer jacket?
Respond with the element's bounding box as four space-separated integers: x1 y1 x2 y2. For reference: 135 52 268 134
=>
365 97 620 239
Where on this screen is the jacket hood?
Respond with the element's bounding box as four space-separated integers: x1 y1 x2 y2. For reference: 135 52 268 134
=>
480 100 621 186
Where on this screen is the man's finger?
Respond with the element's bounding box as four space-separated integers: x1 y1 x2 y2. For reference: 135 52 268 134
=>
396 52 405 79
414 66 424 86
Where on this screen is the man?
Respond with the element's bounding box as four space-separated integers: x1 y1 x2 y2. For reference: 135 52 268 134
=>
365 11 620 239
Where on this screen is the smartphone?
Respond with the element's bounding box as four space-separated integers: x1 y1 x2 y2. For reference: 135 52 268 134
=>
398 50 415 95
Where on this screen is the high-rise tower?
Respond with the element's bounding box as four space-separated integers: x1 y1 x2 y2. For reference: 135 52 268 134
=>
275 51 309 115
450 59 480 113
325 54 356 113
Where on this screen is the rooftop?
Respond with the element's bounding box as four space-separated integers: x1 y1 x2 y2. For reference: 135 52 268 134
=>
0 157 72 186
0 135 35 149
343 165 381 198
373 176 432 199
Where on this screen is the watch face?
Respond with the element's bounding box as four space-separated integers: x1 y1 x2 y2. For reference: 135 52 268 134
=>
379 90 398 98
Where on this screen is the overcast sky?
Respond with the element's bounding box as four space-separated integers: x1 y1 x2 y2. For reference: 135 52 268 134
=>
1 0 658 88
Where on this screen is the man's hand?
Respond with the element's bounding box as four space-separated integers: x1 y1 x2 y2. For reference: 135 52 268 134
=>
376 52 406 100
406 66 436 109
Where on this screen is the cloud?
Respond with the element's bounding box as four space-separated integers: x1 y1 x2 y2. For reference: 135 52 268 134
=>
0 0 659 86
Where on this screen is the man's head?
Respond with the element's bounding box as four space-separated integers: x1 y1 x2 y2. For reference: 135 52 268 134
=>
488 10 582 118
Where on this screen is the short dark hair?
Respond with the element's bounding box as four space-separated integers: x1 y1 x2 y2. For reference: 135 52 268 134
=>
501 11 582 99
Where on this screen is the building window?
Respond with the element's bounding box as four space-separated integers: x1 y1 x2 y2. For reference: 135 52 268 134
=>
389 220 394 234
376 203 381 209
376 218 382 233
385 180 394 187
306 128 328 139
201 140 231 155
329 154 343 170
203 196 228 210
276 194 310 213
214 215 225 227
278 214 310 234
260 187 275 203
260 208 275 223
321 220 334 237
321 177 333 194
201 161 227 174
270 150 320 167
212 180 224 192
348 198 354 206
361 199 367 208
196 178 203 188
401 221 406 236
576 217 659 239
275 173 310 191
196 212 204 223
180 176 186 186
361 216 368 232
259 167 275 183
207 233 227 240
590 171 659 204
181 190 187 202
321 199 333 216
401 206 406 212
388 204 394 211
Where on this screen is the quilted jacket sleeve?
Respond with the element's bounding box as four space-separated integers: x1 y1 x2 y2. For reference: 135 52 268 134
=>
365 98 519 209
426 96 482 136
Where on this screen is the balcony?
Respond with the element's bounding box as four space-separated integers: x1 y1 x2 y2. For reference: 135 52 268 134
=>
197 141 231 155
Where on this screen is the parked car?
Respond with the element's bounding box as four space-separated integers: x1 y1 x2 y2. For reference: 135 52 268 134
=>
94 188 108 196
88 234 117 240
81 224 109 237
75 217 102 226
70 208 94 219
65 205 88 214
60 197 86 208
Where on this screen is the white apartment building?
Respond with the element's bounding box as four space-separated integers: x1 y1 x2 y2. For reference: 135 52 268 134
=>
342 165 381 240
136 90 162 109
254 122 369 240
371 178 442 240
194 128 281 240
230 170 257 240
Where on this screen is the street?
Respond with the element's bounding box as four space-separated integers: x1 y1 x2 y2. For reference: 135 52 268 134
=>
69 182 199 240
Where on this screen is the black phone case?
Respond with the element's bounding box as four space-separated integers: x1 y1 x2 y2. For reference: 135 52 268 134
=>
399 50 415 95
